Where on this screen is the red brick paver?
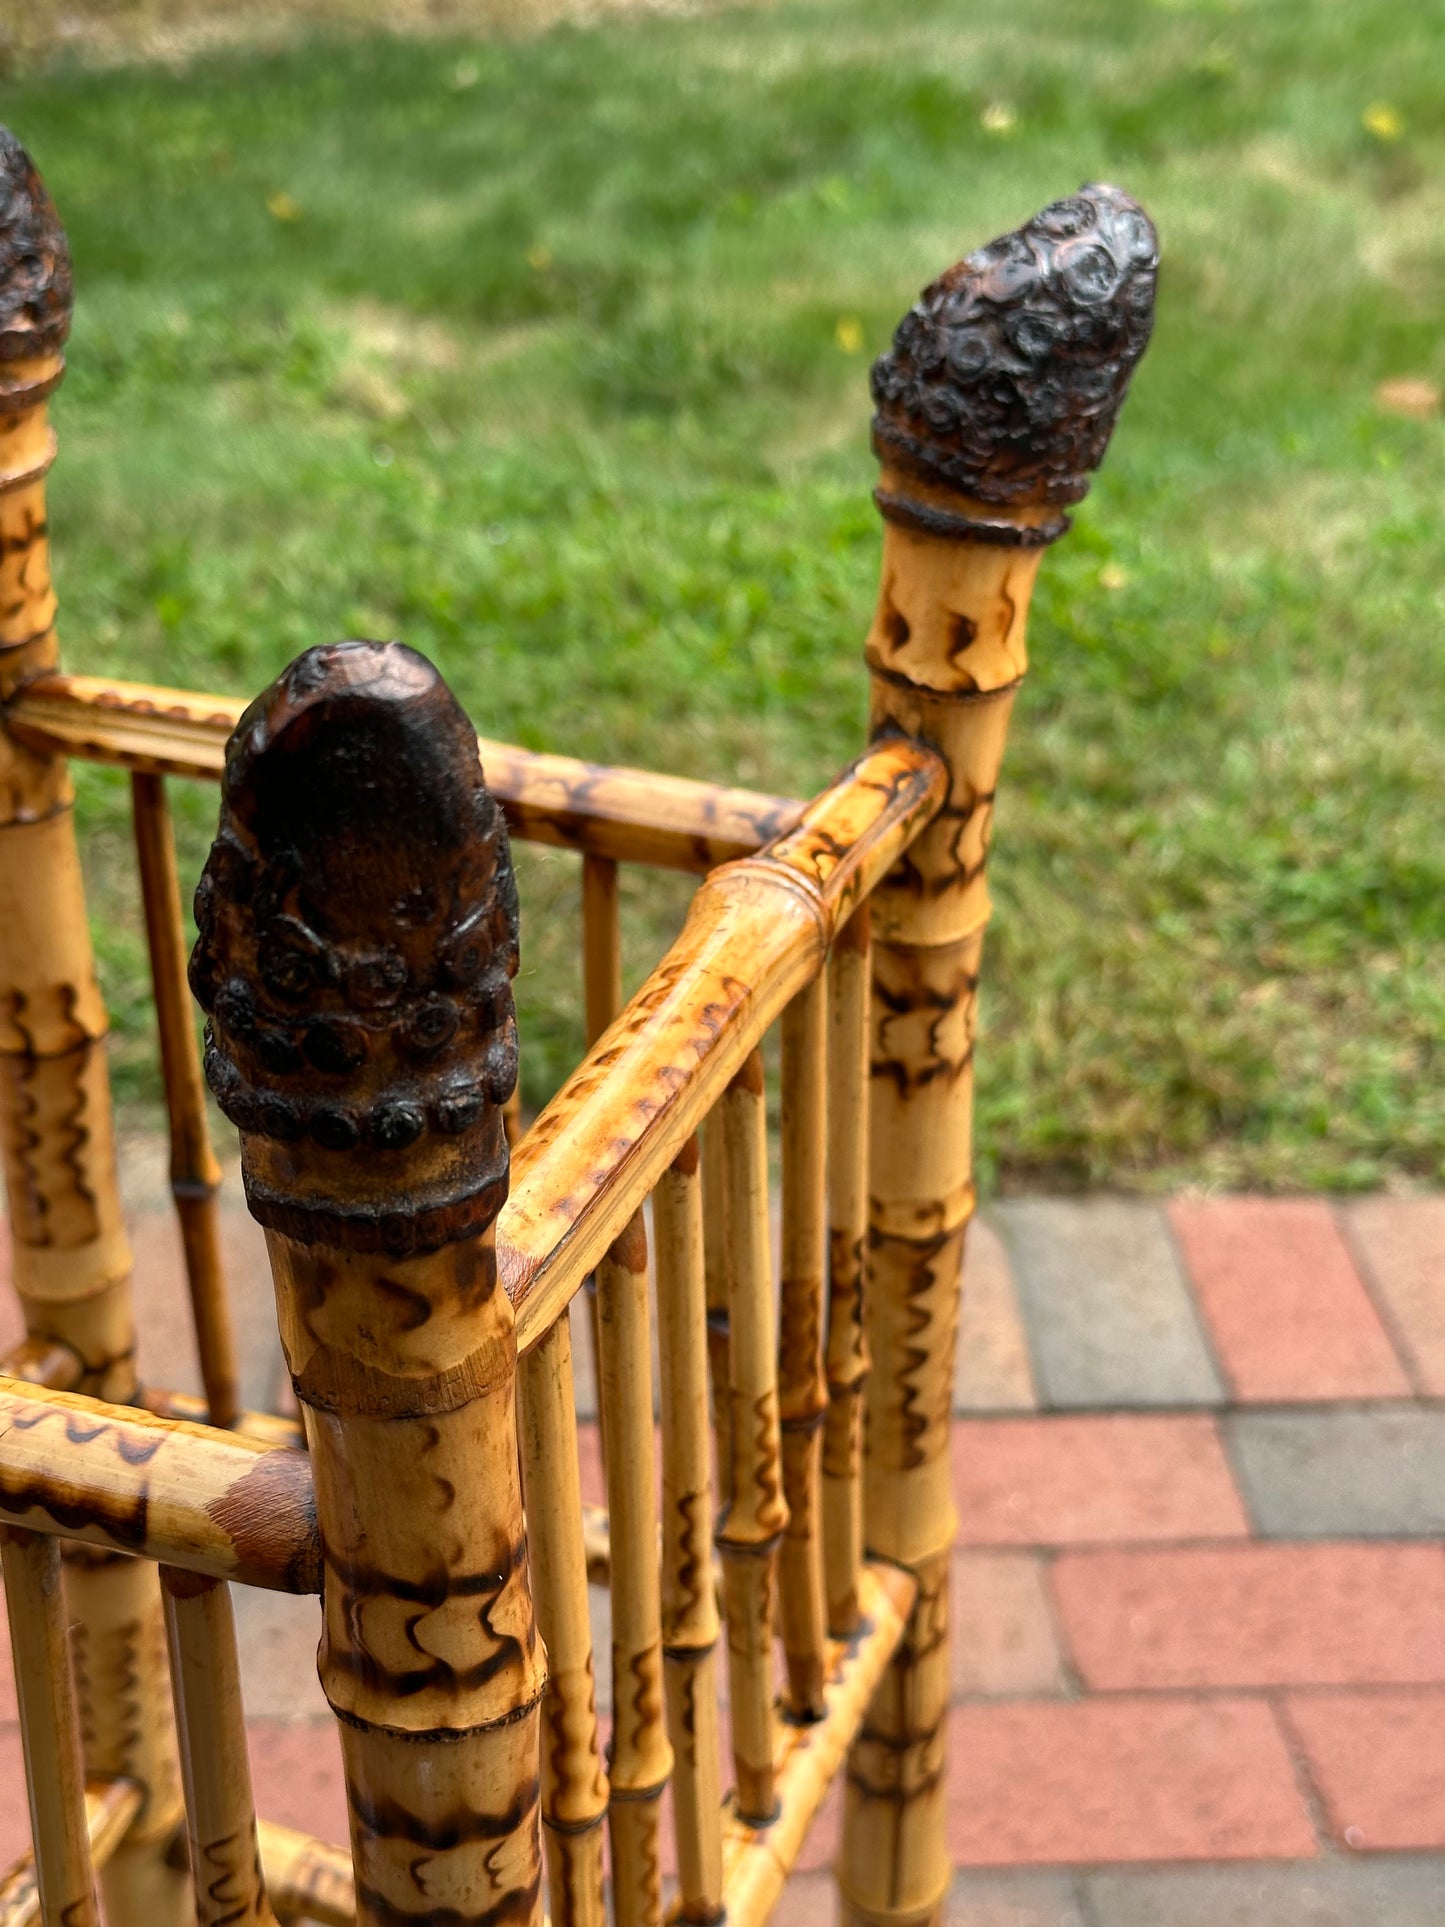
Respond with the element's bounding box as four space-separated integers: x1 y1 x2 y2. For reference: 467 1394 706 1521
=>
952 1415 1248 1547
1170 1199 1408 1401
1285 1688 1445 1853
1052 1544 1445 1690
947 1697 1317 1865
247 1720 348 1845
1345 1198 1445 1397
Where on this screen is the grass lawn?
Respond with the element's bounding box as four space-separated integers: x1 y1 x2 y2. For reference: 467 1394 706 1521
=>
5 0 1442 1191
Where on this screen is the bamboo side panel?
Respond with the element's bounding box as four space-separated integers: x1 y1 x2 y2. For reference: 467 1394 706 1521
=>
0 1781 142 1927
254 1820 356 1927
653 1138 725 1925
0 1375 321 1591
0 1528 100 1927
720 1560 915 1927
9 674 803 873
821 908 870 1638
594 1212 672 1927
700 1114 732 1513
715 1053 787 1825
505 736 946 1353
517 1318 609 1927
581 850 623 1484
131 770 239 1427
776 977 828 1721
161 1568 276 1927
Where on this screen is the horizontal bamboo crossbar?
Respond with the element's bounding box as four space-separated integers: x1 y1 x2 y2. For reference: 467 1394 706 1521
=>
0 1782 143 1927
0 1377 320 1591
6 673 801 872
504 736 947 1352
253 1822 356 1927
720 1560 916 1927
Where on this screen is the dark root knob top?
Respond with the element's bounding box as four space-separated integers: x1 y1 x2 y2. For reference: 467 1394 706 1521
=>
870 183 1157 507
189 641 520 1257
0 128 73 362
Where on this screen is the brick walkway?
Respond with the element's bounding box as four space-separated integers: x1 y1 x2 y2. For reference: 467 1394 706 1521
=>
3 1158 1443 1924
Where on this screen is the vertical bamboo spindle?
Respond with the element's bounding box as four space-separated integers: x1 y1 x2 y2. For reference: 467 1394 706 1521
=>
189 641 547 1927
0 128 190 1927
841 188 1158 1927
821 906 871 1638
581 852 622 1473
701 1114 732 1511
133 770 240 1427
594 1211 672 1927
0 1529 100 1927
160 1568 276 1927
653 1136 725 1924
776 978 828 1721
715 1049 788 1824
517 1316 610 1927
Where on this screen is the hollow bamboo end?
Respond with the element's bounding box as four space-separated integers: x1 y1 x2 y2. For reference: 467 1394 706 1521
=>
870 183 1157 513
0 129 72 366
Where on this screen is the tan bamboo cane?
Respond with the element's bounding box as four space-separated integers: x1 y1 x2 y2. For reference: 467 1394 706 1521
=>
580 851 623 1480
253 1821 356 1927
821 905 870 1638
840 187 1158 1927
503 735 947 1352
0 128 191 1927
132 769 240 1426
652 1136 725 1924
593 1210 672 1926
0 1338 83 1391
516 1316 609 1927
9 674 801 873
715 1049 787 1824
0 1375 320 1590
0 1781 143 1927
188 641 547 1927
776 977 828 1721
0 1527 100 1927
160 1567 277 1927
700 1114 732 1512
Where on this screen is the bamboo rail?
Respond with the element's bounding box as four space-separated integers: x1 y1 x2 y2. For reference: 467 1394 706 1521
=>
517 1316 609 1927
0 1376 321 1590
0 1782 142 1927
131 771 239 1427
0 1528 100 1927
6 674 800 873
253 1821 356 1927
160 1568 277 1927
502 735 947 1352
187 640 547 1927
821 906 870 1638
0 131 190 1925
840 186 1158 1927
653 1136 725 1925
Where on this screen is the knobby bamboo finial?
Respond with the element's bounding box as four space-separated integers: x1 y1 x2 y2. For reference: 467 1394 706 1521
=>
871 181 1158 516
189 639 520 1258
0 127 73 363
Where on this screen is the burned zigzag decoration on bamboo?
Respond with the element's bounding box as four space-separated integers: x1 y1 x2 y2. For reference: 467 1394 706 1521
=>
189 640 520 1257
871 182 1158 508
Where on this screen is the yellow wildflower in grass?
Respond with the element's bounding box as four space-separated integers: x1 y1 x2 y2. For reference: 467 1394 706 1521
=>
835 316 864 354
1362 103 1403 141
981 101 1018 135
527 242 553 272
265 191 301 222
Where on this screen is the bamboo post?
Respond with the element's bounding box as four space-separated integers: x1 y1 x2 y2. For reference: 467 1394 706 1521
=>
653 1136 725 1925
0 126 191 1927
715 1049 787 1825
516 1316 609 1927
821 905 870 1638
0 1528 100 1927
593 1210 672 1927
776 977 828 1721
188 640 547 1927
132 769 240 1426
160 1567 277 1927
840 187 1158 1927
580 852 622 1473
700 1114 732 1511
